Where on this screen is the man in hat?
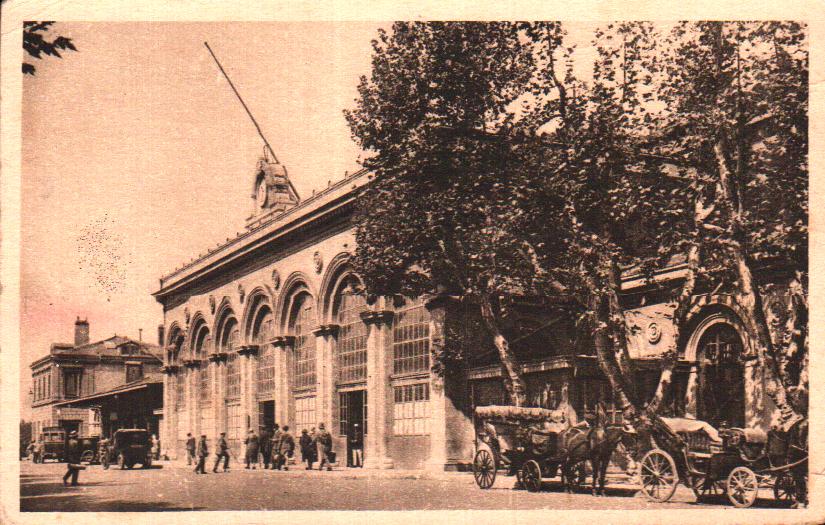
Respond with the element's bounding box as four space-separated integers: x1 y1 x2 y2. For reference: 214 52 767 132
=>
185 432 196 466
213 432 230 472
244 429 259 469
299 429 315 470
275 426 295 470
62 430 83 486
194 435 208 474
315 423 333 471
349 423 364 468
269 423 282 470
260 425 273 469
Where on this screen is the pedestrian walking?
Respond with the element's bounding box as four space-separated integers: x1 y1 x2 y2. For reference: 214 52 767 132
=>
270 424 282 470
194 435 208 474
185 433 196 466
151 434 160 460
315 423 333 471
213 432 230 472
349 423 364 468
244 429 259 469
99 437 110 469
260 426 273 469
62 431 84 486
276 426 295 470
299 429 315 470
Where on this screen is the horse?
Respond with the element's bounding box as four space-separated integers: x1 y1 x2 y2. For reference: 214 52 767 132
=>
561 402 636 496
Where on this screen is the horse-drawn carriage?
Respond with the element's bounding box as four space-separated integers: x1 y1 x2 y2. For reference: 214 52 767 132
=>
472 404 633 493
637 417 808 507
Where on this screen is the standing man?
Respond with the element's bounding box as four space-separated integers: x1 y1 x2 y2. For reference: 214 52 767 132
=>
350 423 364 468
244 429 259 469
194 435 208 474
185 433 196 466
315 423 333 471
260 426 272 469
276 426 295 470
213 432 230 472
62 431 83 486
299 429 314 470
270 424 282 470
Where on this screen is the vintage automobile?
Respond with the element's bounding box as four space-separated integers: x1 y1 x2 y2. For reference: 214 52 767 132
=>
104 429 153 469
34 426 67 463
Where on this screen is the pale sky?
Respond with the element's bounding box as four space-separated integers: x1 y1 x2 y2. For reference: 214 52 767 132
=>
20 21 599 416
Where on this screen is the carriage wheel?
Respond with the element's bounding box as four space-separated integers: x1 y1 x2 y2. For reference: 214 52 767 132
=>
773 471 796 504
727 466 759 508
691 474 723 501
473 449 497 489
521 460 542 492
639 449 679 502
80 450 95 464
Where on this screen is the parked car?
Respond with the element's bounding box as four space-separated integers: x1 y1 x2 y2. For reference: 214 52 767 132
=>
106 429 153 469
34 427 67 463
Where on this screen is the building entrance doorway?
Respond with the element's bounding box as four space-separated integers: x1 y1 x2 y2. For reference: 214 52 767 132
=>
339 390 366 467
259 400 275 430
698 323 746 428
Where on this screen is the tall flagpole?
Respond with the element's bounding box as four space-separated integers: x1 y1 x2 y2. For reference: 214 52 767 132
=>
204 41 301 201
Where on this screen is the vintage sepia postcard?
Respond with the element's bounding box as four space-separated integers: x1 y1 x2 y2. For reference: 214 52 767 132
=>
1 1 823 524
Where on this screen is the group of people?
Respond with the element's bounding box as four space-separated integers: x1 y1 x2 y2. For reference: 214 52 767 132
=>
185 422 336 474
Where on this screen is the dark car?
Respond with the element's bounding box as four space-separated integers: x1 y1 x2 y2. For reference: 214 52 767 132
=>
35 427 66 463
107 429 153 469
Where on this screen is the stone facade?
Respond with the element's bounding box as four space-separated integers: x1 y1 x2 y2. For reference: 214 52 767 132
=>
154 157 786 470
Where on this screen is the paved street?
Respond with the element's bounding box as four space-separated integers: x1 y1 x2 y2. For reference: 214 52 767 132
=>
19 459 792 512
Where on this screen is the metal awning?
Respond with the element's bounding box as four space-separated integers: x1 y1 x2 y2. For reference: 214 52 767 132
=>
54 379 161 407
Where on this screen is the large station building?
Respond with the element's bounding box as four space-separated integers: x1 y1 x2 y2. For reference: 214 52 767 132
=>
153 156 789 470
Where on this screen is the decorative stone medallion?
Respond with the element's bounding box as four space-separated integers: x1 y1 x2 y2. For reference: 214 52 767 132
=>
238 283 246 304
647 322 662 344
184 307 191 326
209 294 216 314
271 269 281 290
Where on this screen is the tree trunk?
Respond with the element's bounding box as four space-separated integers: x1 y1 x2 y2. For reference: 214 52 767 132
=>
478 294 527 407
714 139 803 426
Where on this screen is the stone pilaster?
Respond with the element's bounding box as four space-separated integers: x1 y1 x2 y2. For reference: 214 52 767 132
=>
160 364 176 458
183 359 200 437
361 306 395 469
272 336 295 426
208 352 224 438
238 345 259 430
424 294 473 471
312 325 340 435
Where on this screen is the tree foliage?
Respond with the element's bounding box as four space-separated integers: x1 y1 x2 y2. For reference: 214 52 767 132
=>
346 21 808 429
23 22 77 75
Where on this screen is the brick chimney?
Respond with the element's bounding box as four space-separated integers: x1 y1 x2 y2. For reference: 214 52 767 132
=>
74 317 90 347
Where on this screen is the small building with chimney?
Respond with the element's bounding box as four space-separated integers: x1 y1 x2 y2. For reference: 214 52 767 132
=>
30 318 164 441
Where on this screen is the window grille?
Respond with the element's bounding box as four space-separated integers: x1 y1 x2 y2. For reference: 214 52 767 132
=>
392 383 430 435
393 299 431 375
336 286 367 383
293 296 316 389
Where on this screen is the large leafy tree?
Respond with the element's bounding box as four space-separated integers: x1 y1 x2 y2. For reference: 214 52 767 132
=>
346 22 558 406
23 22 77 75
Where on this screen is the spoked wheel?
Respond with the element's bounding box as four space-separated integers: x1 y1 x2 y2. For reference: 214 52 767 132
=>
773 471 797 504
521 459 542 492
80 450 95 464
638 449 679 502
691 474 724 502
473 449 497 489
727 466 759 508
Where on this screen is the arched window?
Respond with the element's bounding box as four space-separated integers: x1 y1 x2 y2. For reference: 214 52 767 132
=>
291 293 317 390
254 307 276 397
193 328 211 408
223 319 241 401
335 280 367 383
